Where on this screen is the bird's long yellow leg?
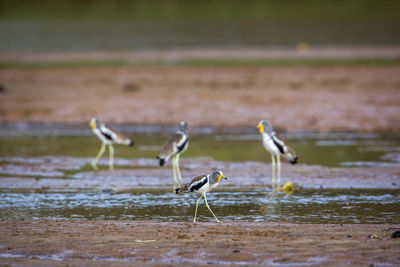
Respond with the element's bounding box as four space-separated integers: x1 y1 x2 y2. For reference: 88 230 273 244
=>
193 195 203 223
92 142 106 170
175 153 183 186
204 194 220 223
277 156 281 189
172 155 178 191
108 144 114 171
271 155 276 189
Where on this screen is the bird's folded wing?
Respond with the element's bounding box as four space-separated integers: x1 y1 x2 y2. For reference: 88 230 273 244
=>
272 136 285 154
188 175 208 192
159 132 186 157
99 125 116 141
106 125 131 144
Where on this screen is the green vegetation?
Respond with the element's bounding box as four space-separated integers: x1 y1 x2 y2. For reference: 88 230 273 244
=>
1 0 399 21
0 0 399 52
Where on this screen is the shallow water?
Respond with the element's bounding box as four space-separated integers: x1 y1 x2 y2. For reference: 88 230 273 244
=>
0 189 398 224
0 131 399 224
0 132 399 168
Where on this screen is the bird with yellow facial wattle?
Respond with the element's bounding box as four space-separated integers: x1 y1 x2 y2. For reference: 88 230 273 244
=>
90 118 134 171
175 170 227 223
257 120 298 189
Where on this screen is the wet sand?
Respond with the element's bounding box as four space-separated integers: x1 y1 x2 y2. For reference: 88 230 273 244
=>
1 219 399 266
1 156 399 265
1 156 399 190
1 63 400 133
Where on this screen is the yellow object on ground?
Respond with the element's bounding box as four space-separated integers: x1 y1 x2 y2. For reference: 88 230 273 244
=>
281 181 295 194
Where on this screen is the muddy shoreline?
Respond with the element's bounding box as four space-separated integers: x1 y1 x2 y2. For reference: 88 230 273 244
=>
1 156 399 266
1 156 399 191
1 219 399 266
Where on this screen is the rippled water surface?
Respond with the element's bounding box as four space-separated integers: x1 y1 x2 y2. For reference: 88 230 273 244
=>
1 131 399 224
0 189 399 224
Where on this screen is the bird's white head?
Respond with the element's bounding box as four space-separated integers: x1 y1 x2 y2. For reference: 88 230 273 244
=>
179 121 188 132
90 118 100 130
257 120 274 134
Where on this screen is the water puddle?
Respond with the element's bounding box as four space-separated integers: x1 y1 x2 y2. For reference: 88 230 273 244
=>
0 189 398 224
0 131 399 224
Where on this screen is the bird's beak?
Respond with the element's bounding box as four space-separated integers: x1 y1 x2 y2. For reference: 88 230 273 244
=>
257 123 264 134
218 174 227 183
90 121 96 129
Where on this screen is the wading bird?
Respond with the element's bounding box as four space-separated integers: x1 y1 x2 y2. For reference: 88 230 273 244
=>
90 118 134 170
157 121 189 190
175 170 227 223
257 120 298 189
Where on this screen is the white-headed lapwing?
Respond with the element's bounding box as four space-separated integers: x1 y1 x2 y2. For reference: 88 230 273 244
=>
90 118 134 170
157 121 189 189
257 120 298 189
176 170 227 223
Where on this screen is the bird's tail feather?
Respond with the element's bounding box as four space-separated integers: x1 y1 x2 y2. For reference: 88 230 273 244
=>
116 139 134 146
290 156 298 165
156 157 165 166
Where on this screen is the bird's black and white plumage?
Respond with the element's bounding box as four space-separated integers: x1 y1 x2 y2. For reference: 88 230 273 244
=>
157 121 188 166
258 120 297 164
90 118 134 170
176 170 227 223
90 118 133 146
257 120 298 189
157 121 189 189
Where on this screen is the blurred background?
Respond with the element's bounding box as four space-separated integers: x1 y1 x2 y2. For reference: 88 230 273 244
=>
0 0 399 132
1 0 400 52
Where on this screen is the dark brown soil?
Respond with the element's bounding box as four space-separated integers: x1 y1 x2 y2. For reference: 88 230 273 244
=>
0 219 399 266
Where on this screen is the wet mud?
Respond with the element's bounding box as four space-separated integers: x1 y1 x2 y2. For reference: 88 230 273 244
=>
0 156 399 265
0 156 399 191
0 220 399 266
